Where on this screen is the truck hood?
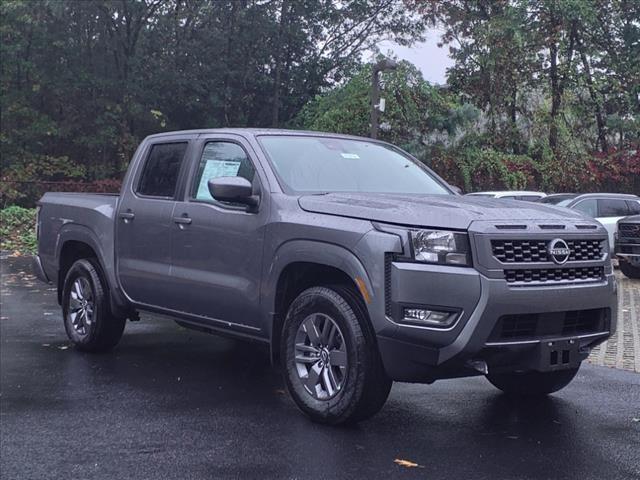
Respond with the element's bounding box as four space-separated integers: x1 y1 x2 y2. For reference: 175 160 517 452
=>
298 193 587 230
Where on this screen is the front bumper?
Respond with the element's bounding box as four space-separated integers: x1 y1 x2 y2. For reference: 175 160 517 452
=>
377 262 617 383
615 241 640 265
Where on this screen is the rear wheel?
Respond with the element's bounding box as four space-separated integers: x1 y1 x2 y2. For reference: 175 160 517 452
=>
487 366 580 397
281 286 392 425
62 259 126 352
620 261 640 279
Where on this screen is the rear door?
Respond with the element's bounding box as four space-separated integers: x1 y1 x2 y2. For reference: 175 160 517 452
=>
116 136 194 306
168 134 269 332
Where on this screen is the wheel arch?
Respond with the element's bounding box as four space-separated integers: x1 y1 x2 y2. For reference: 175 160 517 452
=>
55 225 129 316
266 240 375 362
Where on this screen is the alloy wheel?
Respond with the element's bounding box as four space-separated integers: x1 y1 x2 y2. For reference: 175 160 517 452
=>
68 277 94 336
294 313 348 400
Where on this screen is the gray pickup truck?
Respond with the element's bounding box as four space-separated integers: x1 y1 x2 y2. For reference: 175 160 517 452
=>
34 129 617 424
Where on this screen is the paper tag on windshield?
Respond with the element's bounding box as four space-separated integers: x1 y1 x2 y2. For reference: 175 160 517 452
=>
341 153 360 159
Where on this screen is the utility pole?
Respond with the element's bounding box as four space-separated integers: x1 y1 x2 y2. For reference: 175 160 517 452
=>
370 58 398 139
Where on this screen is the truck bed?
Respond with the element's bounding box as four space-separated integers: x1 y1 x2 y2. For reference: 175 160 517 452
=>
37 192 120 290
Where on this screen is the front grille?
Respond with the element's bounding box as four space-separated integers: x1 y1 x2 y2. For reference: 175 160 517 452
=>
619 223 640 238
489 309 607 341
492 238 604 263
504 266 604 284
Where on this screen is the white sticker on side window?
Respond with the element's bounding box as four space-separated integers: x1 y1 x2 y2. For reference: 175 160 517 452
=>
196 160 241 200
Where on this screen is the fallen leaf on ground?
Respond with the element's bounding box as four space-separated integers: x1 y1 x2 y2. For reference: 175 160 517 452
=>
394 459 422 468
632 418 639 423
58 345 69 350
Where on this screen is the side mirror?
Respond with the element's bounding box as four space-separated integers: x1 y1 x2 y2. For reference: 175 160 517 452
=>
450 185 463 195
207 177 259 208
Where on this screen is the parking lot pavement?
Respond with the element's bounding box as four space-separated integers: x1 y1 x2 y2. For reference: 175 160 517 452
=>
1 256 639 480
588 271 640 373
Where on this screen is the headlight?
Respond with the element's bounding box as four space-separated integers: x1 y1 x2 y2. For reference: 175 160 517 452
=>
410 229 471 266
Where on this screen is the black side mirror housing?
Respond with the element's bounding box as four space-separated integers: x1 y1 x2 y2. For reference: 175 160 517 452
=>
207 177 259 208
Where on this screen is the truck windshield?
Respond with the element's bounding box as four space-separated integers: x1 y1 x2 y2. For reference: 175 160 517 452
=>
258 135 451 195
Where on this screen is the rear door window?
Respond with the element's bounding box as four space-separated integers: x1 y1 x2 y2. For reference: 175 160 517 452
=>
597 199 629 217
137 142 188 198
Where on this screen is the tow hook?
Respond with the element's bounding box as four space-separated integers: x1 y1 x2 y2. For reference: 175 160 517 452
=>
467 359 488 375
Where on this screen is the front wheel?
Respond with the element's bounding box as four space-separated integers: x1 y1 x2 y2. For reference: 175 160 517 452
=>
62 259 126 352
620 260 640 279
486 366 580 397
281 286 392 425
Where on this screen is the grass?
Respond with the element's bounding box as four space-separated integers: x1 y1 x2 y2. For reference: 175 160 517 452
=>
0 206 37 255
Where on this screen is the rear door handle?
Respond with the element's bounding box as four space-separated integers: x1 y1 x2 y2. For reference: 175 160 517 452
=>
119 211 135 221
173 216 192 225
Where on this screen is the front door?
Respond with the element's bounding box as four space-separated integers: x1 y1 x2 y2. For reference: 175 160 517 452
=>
169 136 268 332
116 139 192 306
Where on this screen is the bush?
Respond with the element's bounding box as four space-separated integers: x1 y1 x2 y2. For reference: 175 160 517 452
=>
0 206 37 255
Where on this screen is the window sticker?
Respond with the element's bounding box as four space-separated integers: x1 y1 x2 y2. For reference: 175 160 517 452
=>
196 159 241 200
340 153 360 159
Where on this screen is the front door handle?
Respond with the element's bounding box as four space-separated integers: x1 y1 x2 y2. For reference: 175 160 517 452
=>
173 216 192 225
119 211 135 221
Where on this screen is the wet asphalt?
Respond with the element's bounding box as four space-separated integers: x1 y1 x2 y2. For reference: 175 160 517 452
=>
1 256 639 480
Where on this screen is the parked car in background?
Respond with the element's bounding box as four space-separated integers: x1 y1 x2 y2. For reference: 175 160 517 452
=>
558 194 640 249
465 191 547 201
537 193 577 206
615 215 640 279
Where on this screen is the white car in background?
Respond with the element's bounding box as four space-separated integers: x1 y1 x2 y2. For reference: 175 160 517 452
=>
539 193 640 249
465 191 547 201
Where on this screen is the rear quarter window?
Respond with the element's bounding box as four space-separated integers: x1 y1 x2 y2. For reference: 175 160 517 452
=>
597 199 629 217
626 200 640 215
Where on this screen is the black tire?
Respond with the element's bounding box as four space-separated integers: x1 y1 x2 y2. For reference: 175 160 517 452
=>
486 366 580 397
281 286 392 425
62 259 126 352
620 261 640 279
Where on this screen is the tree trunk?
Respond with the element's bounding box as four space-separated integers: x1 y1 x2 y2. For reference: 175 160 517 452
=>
578 47 608 152
549 38 560 155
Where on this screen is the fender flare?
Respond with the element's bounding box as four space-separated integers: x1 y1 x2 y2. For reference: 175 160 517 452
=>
55 224 129 315
263 239 375 342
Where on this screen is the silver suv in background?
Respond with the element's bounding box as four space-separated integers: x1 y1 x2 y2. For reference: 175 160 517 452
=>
538 193 640 249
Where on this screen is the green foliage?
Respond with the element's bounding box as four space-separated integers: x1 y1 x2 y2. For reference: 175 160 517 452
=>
1 0 638 202
293 60 480 152
0 206 36 254
1 154 85 207
1 0 428 206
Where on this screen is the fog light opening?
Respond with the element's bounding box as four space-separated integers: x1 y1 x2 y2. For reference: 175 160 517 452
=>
402 308 458 328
